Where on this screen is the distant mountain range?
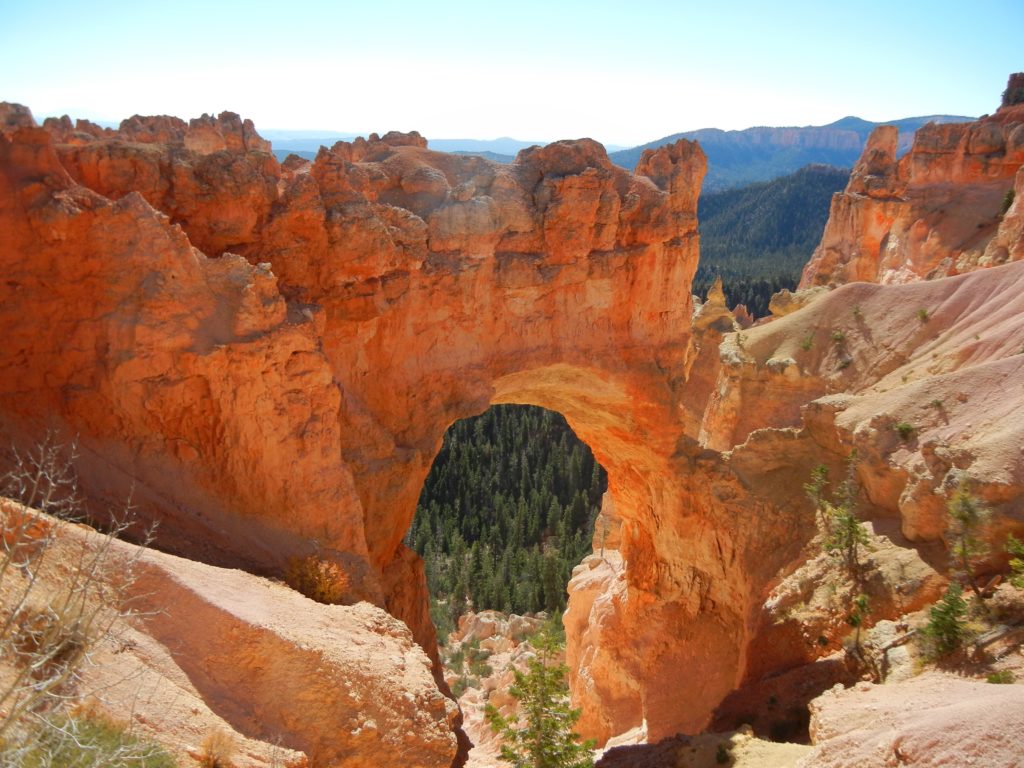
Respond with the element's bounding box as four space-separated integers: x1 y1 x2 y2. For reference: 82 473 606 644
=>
265 133 629 165
609 115 975 191
264 116 976 191
265 133 546 164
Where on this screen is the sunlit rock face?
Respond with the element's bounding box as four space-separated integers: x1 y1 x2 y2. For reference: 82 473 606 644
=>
800 92 1024 287
3 103 763 743
4 89 1024 759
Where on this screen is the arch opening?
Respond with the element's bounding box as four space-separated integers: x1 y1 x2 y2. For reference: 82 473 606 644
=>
407 403 608 639
379 362 754 750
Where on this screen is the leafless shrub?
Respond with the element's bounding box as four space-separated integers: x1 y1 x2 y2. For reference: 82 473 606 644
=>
199 728 237 768
0 433 155 765
284 553 349 604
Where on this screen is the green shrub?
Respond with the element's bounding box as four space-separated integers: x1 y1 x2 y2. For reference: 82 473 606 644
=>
445 646 466 672
469 659 494 678
451 676 479 697
429 597 455 643
916 308 929 323
922 583 968 657
1007 534 1024 588
830 330 846 344
947 484 990 599
1001 189 1015 216
800 334 813 351
486 629 594 768
987 670 1015 684
895 422 915 441
827 507 870 580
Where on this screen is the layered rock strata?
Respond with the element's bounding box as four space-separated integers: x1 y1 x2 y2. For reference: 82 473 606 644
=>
801 85 1024 286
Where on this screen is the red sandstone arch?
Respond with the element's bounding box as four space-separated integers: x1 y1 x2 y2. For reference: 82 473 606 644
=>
0 114 814 745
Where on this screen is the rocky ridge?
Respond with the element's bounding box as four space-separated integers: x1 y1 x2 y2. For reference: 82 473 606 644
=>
801 101 1024 286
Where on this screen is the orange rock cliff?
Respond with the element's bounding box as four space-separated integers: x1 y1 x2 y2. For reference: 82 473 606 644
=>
801 102 1024 286
1 76 1024 763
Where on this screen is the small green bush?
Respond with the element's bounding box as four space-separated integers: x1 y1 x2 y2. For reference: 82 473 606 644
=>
800 335 813 351
922 583 968 657
1007 534 1024 588
830 330 846 344
469 659 494 678
486 629 594 768
987 670 1015 684
895 422 915 441
1001 189 1015 216
446 646 466 672
916 308 929 323
948 484 991 600
451 675 479 697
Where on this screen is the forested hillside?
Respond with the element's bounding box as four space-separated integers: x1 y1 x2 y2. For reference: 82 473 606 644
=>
609 114 973 190
408 406 606 636
694 164 849 316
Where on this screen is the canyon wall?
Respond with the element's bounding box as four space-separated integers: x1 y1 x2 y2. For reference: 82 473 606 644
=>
3 80 1024 763
801 103 1024 286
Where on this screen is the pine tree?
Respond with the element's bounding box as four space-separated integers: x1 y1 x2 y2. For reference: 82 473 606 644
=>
947 482 990 600
485 630 595 768
922 582 968 657
810 452 868 581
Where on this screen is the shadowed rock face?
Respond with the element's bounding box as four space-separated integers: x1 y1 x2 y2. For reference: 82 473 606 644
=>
3 94 1024 759
800 95 1024 287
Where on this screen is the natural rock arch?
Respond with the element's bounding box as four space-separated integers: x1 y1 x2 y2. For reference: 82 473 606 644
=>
256 134 803 742
0 111 816 745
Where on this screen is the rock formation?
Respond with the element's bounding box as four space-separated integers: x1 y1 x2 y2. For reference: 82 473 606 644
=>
2 77 1024 764
0 500 459 768
3 101 739 746
801 76 1024 286
440 610 547 768
799 673 1024 767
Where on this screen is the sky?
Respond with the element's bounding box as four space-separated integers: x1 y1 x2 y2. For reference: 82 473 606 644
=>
1 0 1021 148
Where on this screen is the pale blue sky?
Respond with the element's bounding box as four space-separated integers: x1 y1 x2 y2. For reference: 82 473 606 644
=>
1 0 1020 146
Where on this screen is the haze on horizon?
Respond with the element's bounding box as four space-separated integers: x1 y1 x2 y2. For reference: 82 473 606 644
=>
1 0 1020 148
